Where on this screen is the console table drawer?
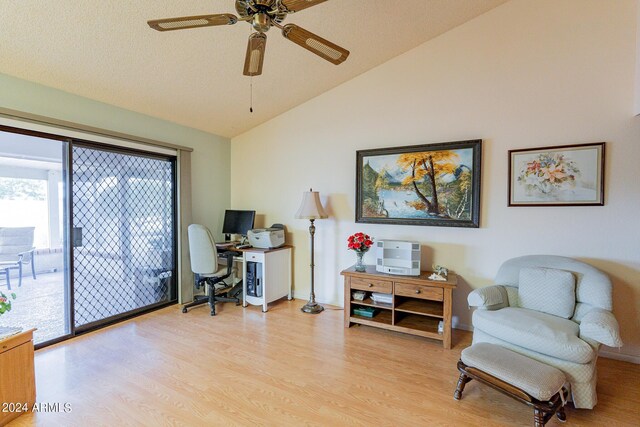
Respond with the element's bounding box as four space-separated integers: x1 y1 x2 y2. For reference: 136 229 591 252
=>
350 277 392 293
395 282 443 301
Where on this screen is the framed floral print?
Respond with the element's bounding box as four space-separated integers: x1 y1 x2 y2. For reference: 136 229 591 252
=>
508 142 605 206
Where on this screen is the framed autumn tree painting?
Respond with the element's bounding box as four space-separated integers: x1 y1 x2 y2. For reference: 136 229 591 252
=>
356 140 482 228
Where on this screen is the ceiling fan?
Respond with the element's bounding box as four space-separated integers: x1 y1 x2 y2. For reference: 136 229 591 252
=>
147 0 350 77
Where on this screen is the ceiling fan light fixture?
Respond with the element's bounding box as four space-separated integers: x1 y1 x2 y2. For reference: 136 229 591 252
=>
252 13 271 32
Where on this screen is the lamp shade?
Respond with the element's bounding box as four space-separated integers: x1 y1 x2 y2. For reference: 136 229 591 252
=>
295 189 328 219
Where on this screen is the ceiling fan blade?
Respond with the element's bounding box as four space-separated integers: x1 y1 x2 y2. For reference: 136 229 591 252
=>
281 24 349 65
280 0 327 13
147 14 238 32
243 33 267 76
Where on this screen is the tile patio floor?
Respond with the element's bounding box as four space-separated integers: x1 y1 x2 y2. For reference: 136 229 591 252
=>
0 271 67 344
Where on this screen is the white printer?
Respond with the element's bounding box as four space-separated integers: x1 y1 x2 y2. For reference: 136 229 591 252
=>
247 224 285 249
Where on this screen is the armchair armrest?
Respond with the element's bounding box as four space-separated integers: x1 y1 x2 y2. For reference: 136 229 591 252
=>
580 308 623 347
17 247 35 263
467 285 508 310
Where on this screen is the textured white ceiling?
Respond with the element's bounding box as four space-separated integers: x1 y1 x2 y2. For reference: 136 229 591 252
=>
0 0 508 138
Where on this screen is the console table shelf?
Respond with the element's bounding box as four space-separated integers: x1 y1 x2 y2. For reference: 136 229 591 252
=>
395 298 444 318
352 310 393 326
395 314 440 336
341 265 457 349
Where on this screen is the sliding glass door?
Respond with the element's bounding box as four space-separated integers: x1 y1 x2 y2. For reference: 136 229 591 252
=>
0 127 71 345
0 125 177 345
72 144 176 330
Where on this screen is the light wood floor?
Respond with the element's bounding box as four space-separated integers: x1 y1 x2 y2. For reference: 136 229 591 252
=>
10 299 640 426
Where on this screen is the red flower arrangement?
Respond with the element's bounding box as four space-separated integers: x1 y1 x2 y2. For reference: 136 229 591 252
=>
347 232 373 253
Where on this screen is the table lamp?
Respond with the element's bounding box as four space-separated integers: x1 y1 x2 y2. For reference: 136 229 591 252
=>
295 188 328 314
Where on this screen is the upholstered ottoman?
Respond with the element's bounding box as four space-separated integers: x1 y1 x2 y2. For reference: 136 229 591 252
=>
454 343 568 427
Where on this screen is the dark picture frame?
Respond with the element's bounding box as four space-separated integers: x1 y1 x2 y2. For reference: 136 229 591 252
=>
356 139 482 228
508 142 605 207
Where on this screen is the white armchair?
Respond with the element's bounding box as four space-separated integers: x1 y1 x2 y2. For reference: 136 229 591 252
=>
468 255 622 409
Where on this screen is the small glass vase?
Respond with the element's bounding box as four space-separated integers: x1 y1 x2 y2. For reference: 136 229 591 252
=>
354 251 366 272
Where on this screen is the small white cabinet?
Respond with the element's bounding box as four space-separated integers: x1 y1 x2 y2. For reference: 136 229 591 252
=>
242 246 292 312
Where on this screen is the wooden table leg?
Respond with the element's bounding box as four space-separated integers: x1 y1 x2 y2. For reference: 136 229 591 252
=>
454 372 472 400
443 288 453 349
343 277 351 328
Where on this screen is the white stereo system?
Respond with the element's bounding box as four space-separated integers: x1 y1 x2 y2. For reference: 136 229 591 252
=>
376 240 421 276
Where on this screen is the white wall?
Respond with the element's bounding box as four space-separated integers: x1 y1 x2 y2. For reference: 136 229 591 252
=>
0 72 231 235
635 0 640 115
232 0 640 361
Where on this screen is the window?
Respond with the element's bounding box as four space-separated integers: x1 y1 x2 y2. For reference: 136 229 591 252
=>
0 177 49 248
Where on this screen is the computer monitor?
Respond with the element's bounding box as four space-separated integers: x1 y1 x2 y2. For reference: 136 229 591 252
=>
222 210 256 241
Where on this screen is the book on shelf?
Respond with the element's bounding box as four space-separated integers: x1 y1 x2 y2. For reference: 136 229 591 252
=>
353 307 378 318
370 292 393 304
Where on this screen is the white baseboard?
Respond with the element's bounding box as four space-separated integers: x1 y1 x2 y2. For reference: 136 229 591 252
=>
293 291 341 307
292 290 307 303
455 323 473 332
599 349 640 364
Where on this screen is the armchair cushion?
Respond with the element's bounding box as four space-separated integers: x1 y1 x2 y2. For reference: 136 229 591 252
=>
472 307 594 363
518 267 575 319
579 308 623 347
467 285 507 310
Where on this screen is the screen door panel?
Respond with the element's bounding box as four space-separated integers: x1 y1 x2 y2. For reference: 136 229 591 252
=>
72 145 176 328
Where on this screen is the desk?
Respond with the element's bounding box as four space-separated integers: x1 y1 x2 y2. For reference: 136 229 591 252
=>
215 244 293 312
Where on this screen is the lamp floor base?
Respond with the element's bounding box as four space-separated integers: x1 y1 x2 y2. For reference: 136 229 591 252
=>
301 301 324 314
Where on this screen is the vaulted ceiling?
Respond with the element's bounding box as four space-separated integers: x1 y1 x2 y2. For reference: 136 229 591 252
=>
0 0 508 138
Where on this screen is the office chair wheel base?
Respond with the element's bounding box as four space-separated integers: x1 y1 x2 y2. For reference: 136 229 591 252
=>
182 307 188 313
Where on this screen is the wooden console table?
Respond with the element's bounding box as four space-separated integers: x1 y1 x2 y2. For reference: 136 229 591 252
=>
341 266 457 349
0 329 36 425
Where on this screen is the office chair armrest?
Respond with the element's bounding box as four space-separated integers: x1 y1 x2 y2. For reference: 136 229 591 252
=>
222 251 236 277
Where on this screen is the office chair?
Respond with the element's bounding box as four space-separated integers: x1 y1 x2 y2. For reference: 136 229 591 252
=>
183 224 240 316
